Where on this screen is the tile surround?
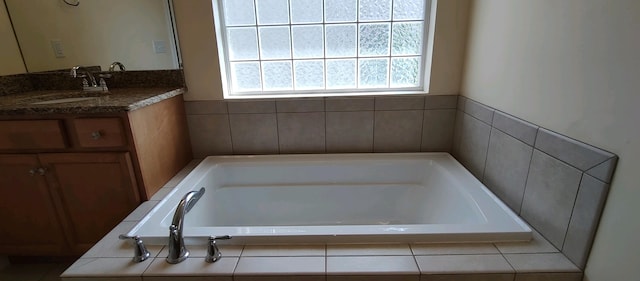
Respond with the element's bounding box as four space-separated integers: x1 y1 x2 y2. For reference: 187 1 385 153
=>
234 256 325 275
463 98 494 124
277 112 326 153
503 253 581 273
456 113 491 178
327 256 419 275
562 174 610 268
187 114 233 157
242 245 325 257
185 95 458 156
330 276 419 281
415 254 513 274
483 128 533 212
158 245 244 258
410 243 499 255
229 114 279 154
143 257 238 277
520 150 582 249
325 97 375 111
491 111 538 146
327 244 412 256
454 96 618 269
513 272 583 281
326 111 374 152
375 96 425 110
421 274 514 281
373 110 424 152
420 109 456 152
494 229 558 254
534 128 615 171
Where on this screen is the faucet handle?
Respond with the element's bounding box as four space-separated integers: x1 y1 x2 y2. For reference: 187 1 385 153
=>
118 235 151 262
205 235 232 263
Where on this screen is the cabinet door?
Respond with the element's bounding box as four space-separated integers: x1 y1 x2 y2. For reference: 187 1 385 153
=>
0 155 68 255
39 153 140 254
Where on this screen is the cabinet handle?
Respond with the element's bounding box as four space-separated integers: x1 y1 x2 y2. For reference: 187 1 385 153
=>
37 167 47 176
91 131 102 140
28 168 47 176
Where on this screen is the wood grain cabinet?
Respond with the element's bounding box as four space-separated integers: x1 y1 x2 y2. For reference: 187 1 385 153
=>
0 95 191 256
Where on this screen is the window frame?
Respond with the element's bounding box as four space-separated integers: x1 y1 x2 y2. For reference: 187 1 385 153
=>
211 0 435 99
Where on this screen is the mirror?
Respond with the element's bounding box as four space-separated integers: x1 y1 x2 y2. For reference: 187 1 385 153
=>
4 0 180 73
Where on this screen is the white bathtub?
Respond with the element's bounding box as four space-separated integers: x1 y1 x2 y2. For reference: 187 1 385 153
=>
129 153 531 244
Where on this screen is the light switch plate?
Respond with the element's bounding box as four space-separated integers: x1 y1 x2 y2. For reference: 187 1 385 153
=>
50 39 65 58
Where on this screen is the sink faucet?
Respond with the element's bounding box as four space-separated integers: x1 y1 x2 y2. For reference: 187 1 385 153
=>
166 187 205 264
70 65 109 92
109 61 126 72
70 66 98 87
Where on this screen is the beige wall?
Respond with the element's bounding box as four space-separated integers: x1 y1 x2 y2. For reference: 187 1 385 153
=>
0 0 25 75
173 0 469 101
462 1 640 280
6 0 176 72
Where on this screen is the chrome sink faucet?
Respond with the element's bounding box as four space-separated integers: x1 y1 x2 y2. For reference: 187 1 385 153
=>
109 61 126 72
166 187 205 264
70 65 98 87
70 65 109 92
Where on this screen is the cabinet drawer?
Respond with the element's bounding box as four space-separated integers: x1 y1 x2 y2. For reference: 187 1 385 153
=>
73 118 127 148
0 120 66 150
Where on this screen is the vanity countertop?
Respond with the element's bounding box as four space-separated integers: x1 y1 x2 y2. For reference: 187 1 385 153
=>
0 87 185 115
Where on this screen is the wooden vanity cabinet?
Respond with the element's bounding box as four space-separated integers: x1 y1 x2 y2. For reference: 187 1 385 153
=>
0 95 192 256
39 153 139 254
0 155 68 255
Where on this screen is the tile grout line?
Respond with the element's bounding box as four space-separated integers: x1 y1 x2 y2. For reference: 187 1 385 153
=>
225 102 235 155
517 141 535 215
559 172 587 255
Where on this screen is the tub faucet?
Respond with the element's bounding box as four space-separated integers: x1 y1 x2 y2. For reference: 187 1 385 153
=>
166 187 205 264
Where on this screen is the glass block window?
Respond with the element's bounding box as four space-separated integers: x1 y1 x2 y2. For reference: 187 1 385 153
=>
214 0 430 97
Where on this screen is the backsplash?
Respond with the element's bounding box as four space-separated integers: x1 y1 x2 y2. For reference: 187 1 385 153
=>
0 69 185 95
184 95 457 157
453 96 617 269
0 74 33 96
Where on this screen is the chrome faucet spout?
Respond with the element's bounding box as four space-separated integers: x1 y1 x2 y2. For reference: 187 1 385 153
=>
70 65 97 87
166 187 205 264
109 61 126 72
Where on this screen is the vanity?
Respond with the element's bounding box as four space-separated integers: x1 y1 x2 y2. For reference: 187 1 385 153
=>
0 87 192 256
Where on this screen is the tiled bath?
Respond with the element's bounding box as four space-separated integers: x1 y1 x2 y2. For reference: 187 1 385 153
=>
60 159 583 281
49 94 616 280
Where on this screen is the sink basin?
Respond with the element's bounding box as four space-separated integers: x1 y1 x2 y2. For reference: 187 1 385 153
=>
31 97 98 105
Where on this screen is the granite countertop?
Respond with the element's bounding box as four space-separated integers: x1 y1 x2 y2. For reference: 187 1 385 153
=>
0 87 185 115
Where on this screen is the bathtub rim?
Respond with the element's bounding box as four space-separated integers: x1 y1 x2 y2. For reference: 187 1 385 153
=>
127 152 532 245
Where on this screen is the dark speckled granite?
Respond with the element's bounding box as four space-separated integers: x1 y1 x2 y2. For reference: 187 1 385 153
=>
0 74 34 97
0 69 186 114
28 69 185 91
0 88 184 115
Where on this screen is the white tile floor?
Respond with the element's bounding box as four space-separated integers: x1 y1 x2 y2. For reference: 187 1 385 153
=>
0 262 72 281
